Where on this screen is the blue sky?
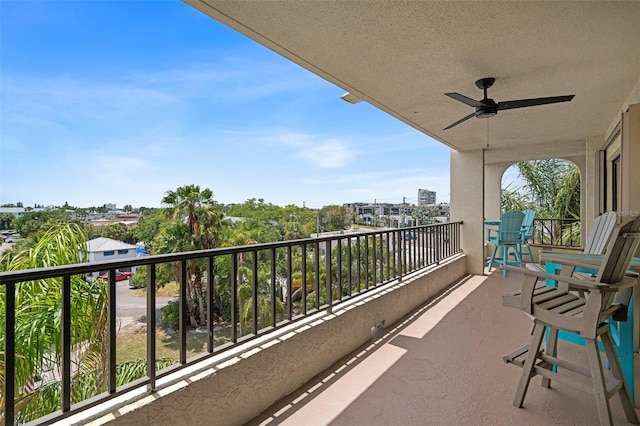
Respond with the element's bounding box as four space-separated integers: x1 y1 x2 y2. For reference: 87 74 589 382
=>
1 1 451 210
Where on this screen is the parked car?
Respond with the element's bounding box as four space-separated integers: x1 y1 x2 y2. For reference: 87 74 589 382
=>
97 271 128 281
4 235 24 243
403 232 416 240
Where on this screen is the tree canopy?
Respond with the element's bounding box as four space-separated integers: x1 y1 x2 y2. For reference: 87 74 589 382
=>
502 159 580 219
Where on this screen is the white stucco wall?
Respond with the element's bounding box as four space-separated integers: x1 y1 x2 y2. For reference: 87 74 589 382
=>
450 150 485 275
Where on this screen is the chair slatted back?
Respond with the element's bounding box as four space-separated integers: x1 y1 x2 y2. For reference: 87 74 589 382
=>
520 209 536 240
499 211 525 243
584 211 617 255
596 216 640 284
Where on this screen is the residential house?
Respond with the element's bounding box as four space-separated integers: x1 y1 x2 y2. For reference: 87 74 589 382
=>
86 237 139 277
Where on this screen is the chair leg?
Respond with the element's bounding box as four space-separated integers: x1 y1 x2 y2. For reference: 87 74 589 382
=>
525 243 534 262
487 244 498 272
513 246 522 267
514 322 546 408
542 327 559 389
586 337 614 426
502 248 509 276
600 329 640 424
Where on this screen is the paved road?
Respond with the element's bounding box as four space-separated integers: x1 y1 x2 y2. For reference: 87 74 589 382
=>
114 279 174 332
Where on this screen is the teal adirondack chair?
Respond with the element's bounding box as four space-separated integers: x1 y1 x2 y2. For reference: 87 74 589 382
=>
519 209 536 262
486 210 525 276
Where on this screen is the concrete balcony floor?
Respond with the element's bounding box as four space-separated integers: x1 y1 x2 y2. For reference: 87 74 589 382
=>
247 271 636 426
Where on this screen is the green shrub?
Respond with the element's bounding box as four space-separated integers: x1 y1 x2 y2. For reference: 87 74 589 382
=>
130 265 147 289
161 300 180 330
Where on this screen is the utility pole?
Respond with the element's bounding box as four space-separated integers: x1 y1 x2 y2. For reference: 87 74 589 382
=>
373 198 377 229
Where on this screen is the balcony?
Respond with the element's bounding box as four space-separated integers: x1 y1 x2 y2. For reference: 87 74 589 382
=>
3 220 635 425
247 271 636 426
2 223 468 425
2 4 639 423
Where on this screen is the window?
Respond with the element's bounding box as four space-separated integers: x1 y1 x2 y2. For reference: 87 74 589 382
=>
612 155 620 212
117 249 129 255
602 123 621 215
103 251 115 256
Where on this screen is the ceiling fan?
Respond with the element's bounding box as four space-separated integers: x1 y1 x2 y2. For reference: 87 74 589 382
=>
443 77 574 130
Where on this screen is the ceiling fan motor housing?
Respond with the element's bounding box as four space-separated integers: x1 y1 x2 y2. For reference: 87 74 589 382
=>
476 99 498 118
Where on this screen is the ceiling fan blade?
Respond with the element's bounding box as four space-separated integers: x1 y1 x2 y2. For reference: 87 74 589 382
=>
445 92 481 107
443 112 476 130
498 95 575 111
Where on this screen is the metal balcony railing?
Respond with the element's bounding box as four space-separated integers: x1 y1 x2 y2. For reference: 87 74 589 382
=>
0 222 462 425
531 218 581 247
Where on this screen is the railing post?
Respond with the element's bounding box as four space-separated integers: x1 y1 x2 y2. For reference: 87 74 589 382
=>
147 264 156 390
372 234 377 286
4 282 15 425
231 253 238 342
337 239 343 301
109 268 118 393
364 234 369 289
379 233 384 283
286 245 292 320
62 275 72 412
325 241 332 313
301 243 307 315
347 238 352 296
207 256 215 353
270 248 277 327
314 241 320 310
386 231 391 281
252 250 258 335
397 230 403 281
179 260 187 365
356 237 361 292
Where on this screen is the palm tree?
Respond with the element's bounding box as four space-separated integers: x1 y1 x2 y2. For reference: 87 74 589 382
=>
515 159 580 219
236 262 285 335
0 223 108 423
160 185 225 328
154 221 200 327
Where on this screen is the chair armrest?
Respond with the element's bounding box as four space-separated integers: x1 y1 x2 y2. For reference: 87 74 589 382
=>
539 253 603 269
501 265 638 291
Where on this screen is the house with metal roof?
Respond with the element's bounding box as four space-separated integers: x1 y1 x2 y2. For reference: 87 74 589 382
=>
86 237 139 277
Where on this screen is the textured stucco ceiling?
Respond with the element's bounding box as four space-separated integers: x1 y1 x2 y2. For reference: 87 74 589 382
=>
184 0 640 154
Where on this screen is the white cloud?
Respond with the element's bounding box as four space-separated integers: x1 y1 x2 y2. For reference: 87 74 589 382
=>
299 139 355 168
271 132 356 168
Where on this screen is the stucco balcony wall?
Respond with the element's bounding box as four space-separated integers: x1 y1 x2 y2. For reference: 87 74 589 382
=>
77 254 467 426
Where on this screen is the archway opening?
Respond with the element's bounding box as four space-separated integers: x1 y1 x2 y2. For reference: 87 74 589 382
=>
501 159 581 247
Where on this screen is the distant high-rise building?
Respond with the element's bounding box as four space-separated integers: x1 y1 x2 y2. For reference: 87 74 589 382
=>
417 189 436 206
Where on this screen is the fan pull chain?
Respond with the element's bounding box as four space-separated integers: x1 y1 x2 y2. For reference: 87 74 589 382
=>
486 120 489 149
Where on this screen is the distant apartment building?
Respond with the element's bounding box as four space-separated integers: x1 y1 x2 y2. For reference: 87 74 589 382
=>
435 202 450 216
0 206 52 218
417 189 436 206
88 214 140 228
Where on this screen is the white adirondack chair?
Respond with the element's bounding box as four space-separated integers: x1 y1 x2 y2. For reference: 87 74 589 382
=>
502 215 640 426
583 211 618 255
